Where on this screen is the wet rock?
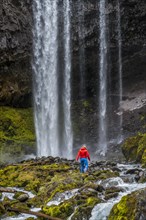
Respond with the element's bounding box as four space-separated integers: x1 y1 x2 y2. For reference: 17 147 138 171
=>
108 188 146 220
17 193 29 202
96 185 105 192
0 203 6 215
122 133 146 166
126 168 142 174
105 161 117 167
104 192 119 200
105 186 124 194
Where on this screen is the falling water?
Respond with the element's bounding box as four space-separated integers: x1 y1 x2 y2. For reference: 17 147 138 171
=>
63 0 73 158
32 1 59 157
78 0 86 99
77 0 86 143
117 0 123 142
98 0 108 156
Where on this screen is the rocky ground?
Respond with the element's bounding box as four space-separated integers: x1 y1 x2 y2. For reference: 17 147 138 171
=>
0 154 146 220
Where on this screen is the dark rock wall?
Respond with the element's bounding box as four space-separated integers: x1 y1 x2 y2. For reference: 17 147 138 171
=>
0 0 32 107
71 0 146 100
0 0 145 148
70 0 146 147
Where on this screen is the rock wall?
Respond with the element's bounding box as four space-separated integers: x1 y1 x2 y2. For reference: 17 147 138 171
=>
0 0 145 106
0 0 145 152
0 0 32 107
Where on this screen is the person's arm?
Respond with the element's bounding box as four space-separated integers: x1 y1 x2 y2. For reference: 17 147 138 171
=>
76 151 80 161
87 151 90 161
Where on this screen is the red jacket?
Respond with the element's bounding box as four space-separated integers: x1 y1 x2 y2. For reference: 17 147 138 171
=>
76 147 90 161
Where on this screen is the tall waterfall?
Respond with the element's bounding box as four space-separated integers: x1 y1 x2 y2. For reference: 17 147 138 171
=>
33 0 73 158
98 0 108 156
63 0 73 158
117 0 123 142
78 0 86 100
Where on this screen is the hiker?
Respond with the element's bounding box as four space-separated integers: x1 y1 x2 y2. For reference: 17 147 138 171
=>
76 145 90 173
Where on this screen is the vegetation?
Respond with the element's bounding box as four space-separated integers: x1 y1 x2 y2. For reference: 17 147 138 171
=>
0 106 36 164
108 189 146 220
122 133 146 167
0 158 119 219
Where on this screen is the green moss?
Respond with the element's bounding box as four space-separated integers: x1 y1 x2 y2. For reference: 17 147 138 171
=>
46 171 83 202
82 100 90 108
93 170 119 180
86 197 99 206
142 149 146 167
26 218 35 220
108 194 136 220
43 201 74 219
0 106 35 143
137 134 146 161
71 196 100 220
122 134 141 162
0 106 36 163
0 202 6 215
108 189 146 220
122 133 146 164
0 159 104 219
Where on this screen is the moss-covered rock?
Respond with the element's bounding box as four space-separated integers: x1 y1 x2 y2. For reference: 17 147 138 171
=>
0 202 6 215
43 201 74 219
142 150 146 168
0 106 36 164
122 133 146 167
71 196 100 220
108 188 146 220
0 158 120 219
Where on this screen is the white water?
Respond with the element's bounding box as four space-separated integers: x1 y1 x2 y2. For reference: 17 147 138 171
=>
63 0 73 159
47 189 79 206
1 165 146 220
33 0 73 158
90 179 146 220
98 0 108 156
78 0 86 100
1 188 37 220
117 0 123 142
90 164 146 220
33 0 59 157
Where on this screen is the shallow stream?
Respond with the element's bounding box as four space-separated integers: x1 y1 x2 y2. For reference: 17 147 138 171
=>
1 163 146 220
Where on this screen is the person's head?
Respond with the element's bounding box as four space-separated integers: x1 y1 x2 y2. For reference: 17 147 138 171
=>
81 144 87 149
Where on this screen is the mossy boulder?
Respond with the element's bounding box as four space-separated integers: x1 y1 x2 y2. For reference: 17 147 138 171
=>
0 106 36 163
108 188 146 220
43 201 74 219
122 133 146 167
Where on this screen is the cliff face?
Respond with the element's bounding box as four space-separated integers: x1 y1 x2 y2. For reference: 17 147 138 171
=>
0 0 145 149
0 0 32 107
0 0 145 107
71 0 146 99
70 0 146 147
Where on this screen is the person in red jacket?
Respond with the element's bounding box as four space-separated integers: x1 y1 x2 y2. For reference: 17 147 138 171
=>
76 145 90 173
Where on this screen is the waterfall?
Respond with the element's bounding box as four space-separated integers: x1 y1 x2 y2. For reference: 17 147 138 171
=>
33 0 59 157
117 0 123 142
32 0 73 158
63 0 73 159
78 0 86 143
78 0 86 100
98 0 108 156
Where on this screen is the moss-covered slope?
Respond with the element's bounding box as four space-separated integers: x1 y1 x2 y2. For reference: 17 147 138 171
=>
0 157 119 219
122 133 146 167
0 106 36 163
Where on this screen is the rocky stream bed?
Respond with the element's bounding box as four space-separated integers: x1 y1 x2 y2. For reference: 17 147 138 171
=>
0 156 146 220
